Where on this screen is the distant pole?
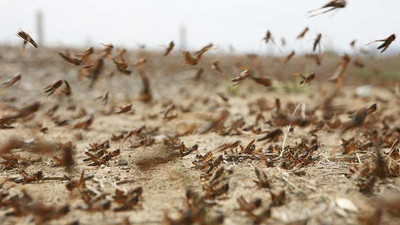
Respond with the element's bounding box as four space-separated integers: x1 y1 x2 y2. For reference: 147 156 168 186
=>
179 25 187 50
36 10 44 46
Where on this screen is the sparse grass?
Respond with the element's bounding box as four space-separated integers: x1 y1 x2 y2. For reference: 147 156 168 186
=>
379 71 400 80
354 68 374 78
273 80 312 94
355 68 400 81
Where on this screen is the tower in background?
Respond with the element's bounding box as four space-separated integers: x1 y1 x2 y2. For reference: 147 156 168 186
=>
179 25 187 50
36 10 44 46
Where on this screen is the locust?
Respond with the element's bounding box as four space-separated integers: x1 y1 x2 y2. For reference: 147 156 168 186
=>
17 30 38 55
164 41 174 56
341 103 377 134
211 60 223 73
292 72 316 86
313 33 322 52
328 54 350 88
59 50 82 65
296 27 309 39
283 51 295 63
368 34 396 53
3 74 21 88
183 43 213 65
94 91 109 105
253 167 270 188
113 49 132 75
308 0 347 17
232 69 252 86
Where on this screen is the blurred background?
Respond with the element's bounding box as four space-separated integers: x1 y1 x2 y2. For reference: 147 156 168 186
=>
1 0 399 54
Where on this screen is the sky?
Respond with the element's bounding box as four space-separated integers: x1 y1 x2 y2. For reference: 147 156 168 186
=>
0 0 399 54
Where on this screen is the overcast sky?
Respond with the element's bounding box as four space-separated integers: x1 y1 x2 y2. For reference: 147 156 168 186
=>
0 0 399 53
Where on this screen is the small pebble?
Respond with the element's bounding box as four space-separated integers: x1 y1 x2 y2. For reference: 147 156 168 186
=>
118 159 128 166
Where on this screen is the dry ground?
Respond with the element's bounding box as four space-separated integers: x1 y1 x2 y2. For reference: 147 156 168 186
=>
0 46 399 225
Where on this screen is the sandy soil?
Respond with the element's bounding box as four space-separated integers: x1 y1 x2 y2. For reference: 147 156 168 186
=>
0 46 399 225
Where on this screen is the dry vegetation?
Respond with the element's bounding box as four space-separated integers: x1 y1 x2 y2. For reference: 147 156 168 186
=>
1 2 400 225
